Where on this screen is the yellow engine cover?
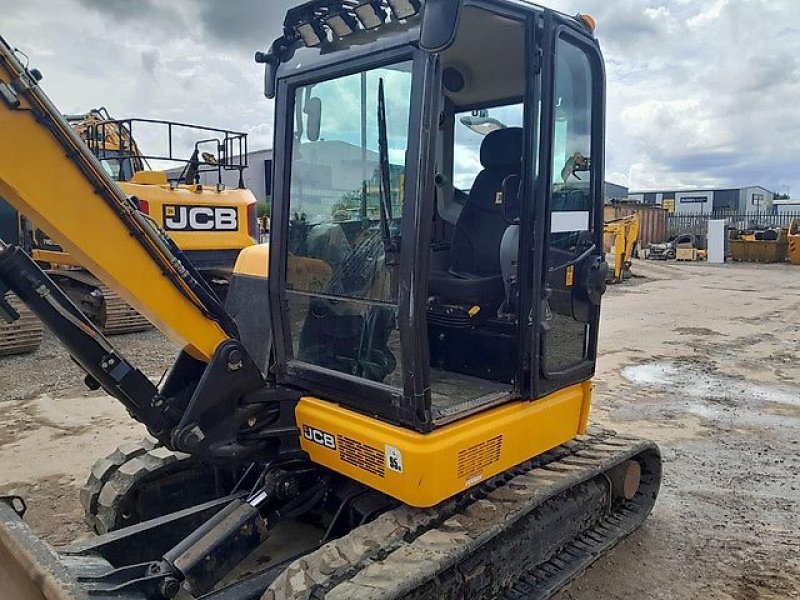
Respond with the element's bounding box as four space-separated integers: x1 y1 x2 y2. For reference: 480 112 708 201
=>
119 181 257 252
296 382 593 508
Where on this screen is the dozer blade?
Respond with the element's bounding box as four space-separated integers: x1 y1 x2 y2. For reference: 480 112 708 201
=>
0 498 143 600
0 292 43 356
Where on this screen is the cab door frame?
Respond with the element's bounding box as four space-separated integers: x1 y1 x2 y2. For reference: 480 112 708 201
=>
531 15 607 398
269 45 435 431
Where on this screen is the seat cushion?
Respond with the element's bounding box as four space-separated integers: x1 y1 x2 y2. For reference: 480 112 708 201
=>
429 269 505 308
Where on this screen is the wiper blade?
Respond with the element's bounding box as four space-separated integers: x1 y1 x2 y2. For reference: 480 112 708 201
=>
377 78 399 267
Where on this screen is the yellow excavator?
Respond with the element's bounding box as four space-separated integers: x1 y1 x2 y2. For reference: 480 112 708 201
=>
604 213 640 283
0 108 258 353
788 218 800 265
0 2 662 599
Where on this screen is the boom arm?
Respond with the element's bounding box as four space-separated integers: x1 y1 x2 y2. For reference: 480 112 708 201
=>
0 35 230 361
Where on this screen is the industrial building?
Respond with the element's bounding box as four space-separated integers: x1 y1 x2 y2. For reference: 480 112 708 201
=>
604 181 629 203
628 186 775 215
186 148 274 204
774 198 800 215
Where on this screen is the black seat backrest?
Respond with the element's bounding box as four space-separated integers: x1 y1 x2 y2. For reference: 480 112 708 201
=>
450 127 523 276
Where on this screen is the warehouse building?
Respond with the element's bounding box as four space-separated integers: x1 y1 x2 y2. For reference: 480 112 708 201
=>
604 181 629 203
628 186 775 215
191 148 274 203
773 199 800 215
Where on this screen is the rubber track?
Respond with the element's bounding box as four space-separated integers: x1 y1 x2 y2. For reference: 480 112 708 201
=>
0 291 43 356
263 429 660 600
96 284 152 335
79 437 192 535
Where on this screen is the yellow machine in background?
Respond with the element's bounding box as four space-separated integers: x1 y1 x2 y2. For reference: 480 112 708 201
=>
788 219 800 265
8 108 257 338
604 213 640 283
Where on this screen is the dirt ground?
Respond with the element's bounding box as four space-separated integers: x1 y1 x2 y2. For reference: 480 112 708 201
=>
0 259 798 598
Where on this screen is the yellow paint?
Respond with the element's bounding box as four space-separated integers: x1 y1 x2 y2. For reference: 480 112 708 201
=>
129 170 168 186
0 42 228 360
565 265 574 287
788 219 800 265
30 249 81 267
120 182 257 252
604 213 640 283
296 383 592 507
467 305 481 317
578 379 593 433
233 244 270 277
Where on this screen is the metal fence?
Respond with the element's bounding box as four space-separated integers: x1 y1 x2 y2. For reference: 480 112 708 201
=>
667 212 800 239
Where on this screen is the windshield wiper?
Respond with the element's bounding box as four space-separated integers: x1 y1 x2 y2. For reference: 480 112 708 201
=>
377 78 400 267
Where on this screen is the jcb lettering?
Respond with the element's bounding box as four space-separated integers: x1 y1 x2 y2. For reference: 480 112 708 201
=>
302 425 336 450
163 205 239 231
189 207 214 230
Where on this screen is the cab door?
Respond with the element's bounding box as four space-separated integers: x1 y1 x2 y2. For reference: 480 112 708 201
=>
535 28 607 397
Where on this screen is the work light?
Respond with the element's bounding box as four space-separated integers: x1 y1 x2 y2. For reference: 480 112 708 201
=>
387 0 421 20
460 115 506 136
354 1 387 29
296 20 327 47
325 11 359 38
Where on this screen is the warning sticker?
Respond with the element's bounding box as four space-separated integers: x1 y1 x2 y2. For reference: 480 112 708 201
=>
385 445 403 474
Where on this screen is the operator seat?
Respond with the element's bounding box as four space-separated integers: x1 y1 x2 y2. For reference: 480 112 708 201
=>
429 127 522 309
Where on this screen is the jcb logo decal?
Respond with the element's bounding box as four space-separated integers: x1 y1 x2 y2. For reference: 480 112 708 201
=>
163 205 238 231
302 425 336 450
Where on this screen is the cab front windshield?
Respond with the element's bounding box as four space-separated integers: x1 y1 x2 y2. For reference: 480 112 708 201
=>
284 61 412 387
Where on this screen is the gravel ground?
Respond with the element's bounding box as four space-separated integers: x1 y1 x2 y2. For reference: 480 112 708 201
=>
0 259 798 597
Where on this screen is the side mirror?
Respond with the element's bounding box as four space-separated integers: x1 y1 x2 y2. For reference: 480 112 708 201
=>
256 51 278 99
305 97 322 142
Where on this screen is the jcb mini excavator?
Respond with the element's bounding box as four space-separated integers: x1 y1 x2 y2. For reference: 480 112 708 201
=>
0 108 258 349
0 2 662 599
604 213 640 283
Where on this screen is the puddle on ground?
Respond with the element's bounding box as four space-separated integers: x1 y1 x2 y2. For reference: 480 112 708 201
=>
622 363 799 406
616 362 800 432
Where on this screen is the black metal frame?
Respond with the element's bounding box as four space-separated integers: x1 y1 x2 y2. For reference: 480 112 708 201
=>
269 45 424 428
266 0 605 431
533 17 607 397
84 118 249 187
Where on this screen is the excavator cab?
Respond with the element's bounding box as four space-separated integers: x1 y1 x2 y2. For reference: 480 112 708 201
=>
0 3 661 599
264 0 608 435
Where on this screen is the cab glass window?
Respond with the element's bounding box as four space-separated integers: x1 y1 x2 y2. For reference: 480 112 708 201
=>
544 37 595 373
284 61 412 387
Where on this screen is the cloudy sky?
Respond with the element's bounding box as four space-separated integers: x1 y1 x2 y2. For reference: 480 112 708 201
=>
4 0 798 195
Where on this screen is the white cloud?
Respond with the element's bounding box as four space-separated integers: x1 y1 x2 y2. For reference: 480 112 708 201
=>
4 0 799 196
550 0 799 194
644 6 670 19
686 0 730 29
